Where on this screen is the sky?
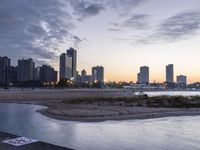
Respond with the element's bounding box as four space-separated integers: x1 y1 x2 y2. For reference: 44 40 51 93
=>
1 0 200 83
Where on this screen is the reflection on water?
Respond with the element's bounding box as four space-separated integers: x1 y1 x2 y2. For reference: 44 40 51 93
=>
0 103 200 150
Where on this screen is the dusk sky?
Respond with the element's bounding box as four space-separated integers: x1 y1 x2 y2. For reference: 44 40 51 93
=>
1 0 200 83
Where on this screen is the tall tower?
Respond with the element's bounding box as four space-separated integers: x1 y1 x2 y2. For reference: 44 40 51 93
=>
166 64 174 83
59 53 66 80
59 47 77 81
67 47 77 80
0 56 11 86
59 53 72 80
138 66 149 84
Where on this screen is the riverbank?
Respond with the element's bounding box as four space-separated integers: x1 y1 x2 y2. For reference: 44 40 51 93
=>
0 131 73 150
38 97 200 122
39 105 200 122
1 89 200 122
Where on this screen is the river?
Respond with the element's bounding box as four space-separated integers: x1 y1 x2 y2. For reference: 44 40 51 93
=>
0 103 200 150
142 91 200 96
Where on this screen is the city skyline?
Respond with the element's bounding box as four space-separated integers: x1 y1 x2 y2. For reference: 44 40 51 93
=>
0 53 191 84
1 0 200 83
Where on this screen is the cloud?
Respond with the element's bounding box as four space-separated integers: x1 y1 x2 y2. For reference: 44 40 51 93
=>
107 28 122 32
69 0 105 20
107 0 149 15
123 14 150 29
0 0 81 65
111 14 150 30
133 10 200 45
0 0 148 66
82 4 104 16
73 36 83 48
157 10 200 41
69 0 148 20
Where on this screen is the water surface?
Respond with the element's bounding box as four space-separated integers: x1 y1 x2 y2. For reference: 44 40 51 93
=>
144 91 200 96
0 103 200 150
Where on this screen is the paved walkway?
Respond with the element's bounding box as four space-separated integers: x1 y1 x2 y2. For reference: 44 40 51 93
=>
0 132 74 150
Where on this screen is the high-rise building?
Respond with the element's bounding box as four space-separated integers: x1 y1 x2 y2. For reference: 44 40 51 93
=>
81 70 87 77
81 69 92 83
67 47 77 79
177 75 187 87
17 58 35 81
65 54 72 79
59 53 73 80
59 47 77 81
92 66 104 82
34 67 40 81
166 64 174 83
40 65 57 83
60 53 66 80
138 66 149 84
137 73 141 84
82 75 92 83
0 56 11 86
8 66 18 85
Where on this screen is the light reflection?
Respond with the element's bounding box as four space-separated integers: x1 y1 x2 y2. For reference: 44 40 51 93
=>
0 103 200 150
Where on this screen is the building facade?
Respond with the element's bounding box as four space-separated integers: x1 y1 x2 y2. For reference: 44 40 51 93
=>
0 56 11 86
34 67 40 81
59 47 77 81
8 66 17 85
60 53 66 80
67 47 77 80
92 66 104 82
138 66 149 84
17 58 35 81
81 70 87 77
166 64 174 83
177 75 187 87
65 54 72 79
40 65 57 83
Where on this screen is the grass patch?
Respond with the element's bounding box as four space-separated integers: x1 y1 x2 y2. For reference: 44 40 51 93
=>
62 96 200 108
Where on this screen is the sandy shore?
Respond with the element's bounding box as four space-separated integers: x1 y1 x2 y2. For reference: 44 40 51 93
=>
40 109 200 122
1 88 200 122
39 102 200 122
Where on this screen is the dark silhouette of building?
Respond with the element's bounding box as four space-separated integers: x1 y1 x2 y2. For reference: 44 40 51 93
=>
166 64 175 88
166 64 174 83
8 66 18 85
40 65 57 83
188 82 200 89
17 58 35 81
0 56 11 86
81 70 87 77
59 53 65 80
